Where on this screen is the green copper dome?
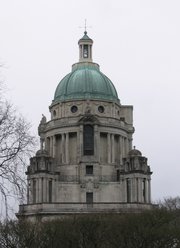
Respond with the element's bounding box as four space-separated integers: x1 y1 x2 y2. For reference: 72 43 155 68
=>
53 32 119 104
53 62 119 103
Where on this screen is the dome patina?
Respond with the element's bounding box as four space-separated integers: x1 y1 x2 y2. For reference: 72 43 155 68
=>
53 32 119 104
54 62 119 103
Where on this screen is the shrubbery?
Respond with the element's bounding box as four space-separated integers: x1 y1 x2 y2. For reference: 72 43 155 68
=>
0 207 180 248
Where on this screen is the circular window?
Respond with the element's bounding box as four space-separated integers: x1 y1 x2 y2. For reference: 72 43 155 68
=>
53 110 56 117
71 105 78 113
98 106 104 113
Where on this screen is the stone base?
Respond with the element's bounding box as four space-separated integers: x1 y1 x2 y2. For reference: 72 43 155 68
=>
16 202 155 221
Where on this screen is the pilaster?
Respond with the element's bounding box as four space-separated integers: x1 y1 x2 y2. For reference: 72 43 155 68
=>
107 133 111 163
65 133 69 164
79 125 83 158
53 136 56 158
62 134 65 163
94 125 100 161
43 177 47 202
111 134 115 163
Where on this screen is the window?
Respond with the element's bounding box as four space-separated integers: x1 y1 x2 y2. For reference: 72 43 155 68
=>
83 125 94 155
86 192 93 204
83 45 88 58
117 169 120 181
86 165 93 175
71 105 78 113
98 106 104 113
49 180 52 203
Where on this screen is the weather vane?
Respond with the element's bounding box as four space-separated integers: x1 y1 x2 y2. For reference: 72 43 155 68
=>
79 19 92 33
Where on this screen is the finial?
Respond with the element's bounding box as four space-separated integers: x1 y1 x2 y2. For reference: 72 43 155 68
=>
79 19 92 34
133 146 136 150
84 19 87 32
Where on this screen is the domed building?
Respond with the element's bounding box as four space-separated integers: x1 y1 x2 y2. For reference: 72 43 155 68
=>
17 32 153 220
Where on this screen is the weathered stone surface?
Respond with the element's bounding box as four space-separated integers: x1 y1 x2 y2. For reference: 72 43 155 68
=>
17 32 153 220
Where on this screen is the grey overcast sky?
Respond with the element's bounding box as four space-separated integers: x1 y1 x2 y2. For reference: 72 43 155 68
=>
0 0 180 202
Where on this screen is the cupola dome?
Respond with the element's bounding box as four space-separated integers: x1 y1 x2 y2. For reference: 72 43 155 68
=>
128 147 142 157
53 32 120 104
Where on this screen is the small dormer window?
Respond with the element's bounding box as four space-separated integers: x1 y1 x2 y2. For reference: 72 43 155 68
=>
83 45 88 58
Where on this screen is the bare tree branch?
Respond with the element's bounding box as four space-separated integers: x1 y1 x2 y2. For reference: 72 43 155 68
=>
0 84 37 218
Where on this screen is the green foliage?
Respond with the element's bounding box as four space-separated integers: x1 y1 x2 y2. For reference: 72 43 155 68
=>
0 208 180 248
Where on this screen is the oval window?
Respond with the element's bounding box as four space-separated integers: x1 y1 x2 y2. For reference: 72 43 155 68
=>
71 105 78 113
98 106 104 113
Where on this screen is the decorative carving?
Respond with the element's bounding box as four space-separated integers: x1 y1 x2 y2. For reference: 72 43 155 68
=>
78 114 100 124
85 101 91 114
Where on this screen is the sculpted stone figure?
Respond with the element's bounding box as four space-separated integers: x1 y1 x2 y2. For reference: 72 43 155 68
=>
40 114 47 124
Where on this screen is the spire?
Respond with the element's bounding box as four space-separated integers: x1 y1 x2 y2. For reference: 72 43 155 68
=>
78 31 93 62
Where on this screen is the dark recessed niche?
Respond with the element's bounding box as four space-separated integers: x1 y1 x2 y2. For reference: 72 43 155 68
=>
53 110 56 117
98 106 104 113
71 105 78 113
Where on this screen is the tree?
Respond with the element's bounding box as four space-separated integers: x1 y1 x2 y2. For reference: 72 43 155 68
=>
0 84 36 218
159 196 180 211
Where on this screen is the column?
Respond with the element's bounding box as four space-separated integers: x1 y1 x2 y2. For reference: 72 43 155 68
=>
107 133 111 163
62 134 65 163
79 125 83 157
124 178 127 202
52 179 55 202
129 137 133 151
94 125 100 162
36 179 39 203
38 178 42 203
27 179 30 204
43 177 47 203
46 178 48 203
77 132 80 163
30 179 33 204
65 133 69 164
122 137 125 158
53 135 56 158
131 178 136 202
138 178 142 203
111 134 115 163
119 136 122 164
148 179 151 203
50 137 53 157
145 179 149 203
125 138 129 156
136 178 139 202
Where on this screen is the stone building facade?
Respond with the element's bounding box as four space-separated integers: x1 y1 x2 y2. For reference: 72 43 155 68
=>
17 32 152 220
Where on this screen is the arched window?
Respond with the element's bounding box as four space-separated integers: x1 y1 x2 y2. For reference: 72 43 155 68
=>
83 125 94 155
